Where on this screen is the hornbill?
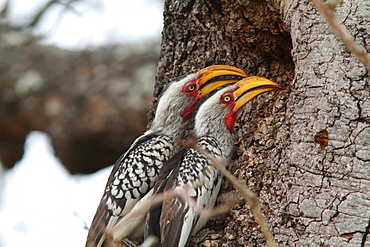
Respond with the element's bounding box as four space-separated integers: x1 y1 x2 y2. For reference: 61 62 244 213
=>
144 76 283 247
85 65 247 247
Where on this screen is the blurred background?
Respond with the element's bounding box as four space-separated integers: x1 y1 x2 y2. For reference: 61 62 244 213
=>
0 0 163 246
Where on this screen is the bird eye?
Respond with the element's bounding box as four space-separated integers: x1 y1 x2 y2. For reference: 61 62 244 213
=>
223 96 231 102
182 81 198 95
220 93 234 104
187 84 196 91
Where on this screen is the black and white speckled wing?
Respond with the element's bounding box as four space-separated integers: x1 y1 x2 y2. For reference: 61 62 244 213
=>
86 130 175 247
145 137 223 247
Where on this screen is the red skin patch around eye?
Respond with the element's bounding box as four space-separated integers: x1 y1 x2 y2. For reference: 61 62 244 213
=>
219 92 234 104
181 80 199 121
182 81 198 96
219 92 236 132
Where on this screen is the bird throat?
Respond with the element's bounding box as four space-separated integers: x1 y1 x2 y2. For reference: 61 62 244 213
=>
224 111 237 132
182 99 198 122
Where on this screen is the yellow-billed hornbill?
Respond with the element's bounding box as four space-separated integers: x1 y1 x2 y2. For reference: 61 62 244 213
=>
144 76 283 247
85 65 247 247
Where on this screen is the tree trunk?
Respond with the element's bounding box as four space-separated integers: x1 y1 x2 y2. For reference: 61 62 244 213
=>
153 0 369 246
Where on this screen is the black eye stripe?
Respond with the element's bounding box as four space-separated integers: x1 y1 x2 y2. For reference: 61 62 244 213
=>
236 84 281 101
198 75 245 90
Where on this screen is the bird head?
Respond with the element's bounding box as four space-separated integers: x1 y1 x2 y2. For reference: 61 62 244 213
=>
151 65 247 133
223 76 284 132
194 76 284 137
181 65 247 121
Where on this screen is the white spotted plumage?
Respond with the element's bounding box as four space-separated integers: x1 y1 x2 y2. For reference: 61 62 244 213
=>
144 76 283 247
85 66 250 247
145 86 237 247
86 74 200 247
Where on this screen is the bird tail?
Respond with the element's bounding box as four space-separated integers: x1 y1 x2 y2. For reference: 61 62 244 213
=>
85 195 112 247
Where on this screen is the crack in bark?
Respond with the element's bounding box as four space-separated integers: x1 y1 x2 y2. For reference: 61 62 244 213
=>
361 218 370 247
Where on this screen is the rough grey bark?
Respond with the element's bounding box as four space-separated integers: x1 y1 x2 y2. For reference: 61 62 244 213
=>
273 0 370 246
153 0 370 246
149 0 293 121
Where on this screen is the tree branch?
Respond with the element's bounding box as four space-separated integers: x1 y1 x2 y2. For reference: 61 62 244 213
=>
107 183 238 245
183 138 277 247
311 0 370 71
107 190 181 244
0 0 9 19
106 136 276 246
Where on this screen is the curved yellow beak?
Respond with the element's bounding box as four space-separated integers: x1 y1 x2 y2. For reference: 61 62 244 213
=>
196 65 247 99
234 76 284 111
